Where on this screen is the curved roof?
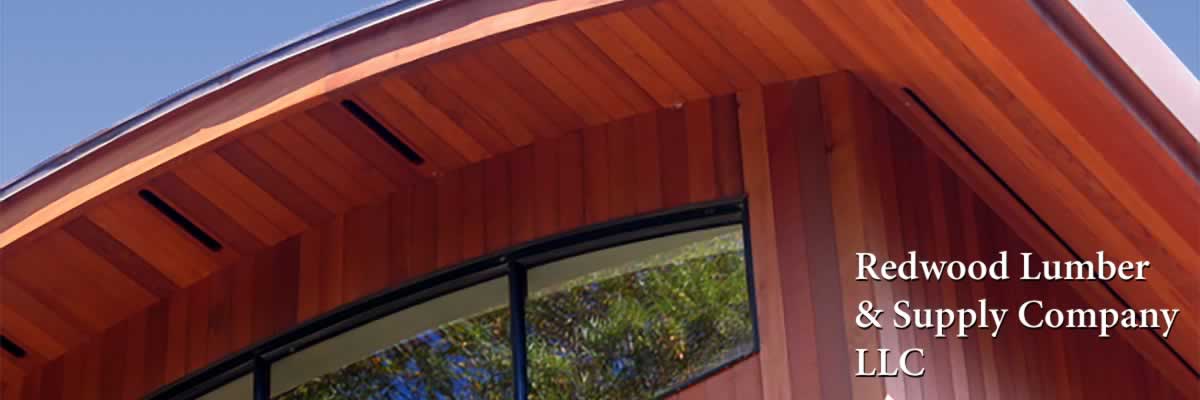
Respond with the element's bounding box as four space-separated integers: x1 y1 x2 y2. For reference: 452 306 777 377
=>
2 0 1196 248
1 0 1196 393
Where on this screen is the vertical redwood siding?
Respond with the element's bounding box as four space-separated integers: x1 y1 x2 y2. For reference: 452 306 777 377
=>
18 95 745 399
16 78 1191 399
736 76 1191 400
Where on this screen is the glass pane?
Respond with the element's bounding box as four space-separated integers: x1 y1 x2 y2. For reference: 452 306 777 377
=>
197 373 252 400
526 225 754 399
272 277 512 400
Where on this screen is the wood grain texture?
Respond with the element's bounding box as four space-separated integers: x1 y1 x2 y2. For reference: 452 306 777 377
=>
0 0 835 380
11 76 1196 400
2 0 1195 395
8 98 740 398
769 0 1199 372
736 76 1196 399
1 0 642 247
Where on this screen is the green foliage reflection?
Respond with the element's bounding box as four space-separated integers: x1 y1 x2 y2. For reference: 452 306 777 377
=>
275 232 752 400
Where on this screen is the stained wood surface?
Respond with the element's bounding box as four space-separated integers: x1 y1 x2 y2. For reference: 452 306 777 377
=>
763 0 1199 368
0 0 838 383
6 97 747 398
735 77 1196 399
1 0 1196 396
8 75 1192 399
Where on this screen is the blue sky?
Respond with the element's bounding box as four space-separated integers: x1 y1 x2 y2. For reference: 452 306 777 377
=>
1 0 1197 185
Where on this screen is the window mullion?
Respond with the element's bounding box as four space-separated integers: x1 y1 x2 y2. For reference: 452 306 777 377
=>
508 260 530 400
253 356 270 400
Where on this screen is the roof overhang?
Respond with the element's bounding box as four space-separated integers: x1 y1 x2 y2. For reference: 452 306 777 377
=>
1 0 1196 390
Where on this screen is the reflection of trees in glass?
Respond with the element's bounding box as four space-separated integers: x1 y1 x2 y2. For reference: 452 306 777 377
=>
275 233 752 400
274 309 512 400
530 232 752 399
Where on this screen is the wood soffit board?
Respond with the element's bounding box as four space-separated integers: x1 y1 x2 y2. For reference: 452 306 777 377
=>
0 0 1196 387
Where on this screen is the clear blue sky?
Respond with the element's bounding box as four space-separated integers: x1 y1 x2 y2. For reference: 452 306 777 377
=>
1 1 1197 185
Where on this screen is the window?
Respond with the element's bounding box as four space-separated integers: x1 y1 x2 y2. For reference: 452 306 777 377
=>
149 200 756 400
526 226 753 398
271 277 512 399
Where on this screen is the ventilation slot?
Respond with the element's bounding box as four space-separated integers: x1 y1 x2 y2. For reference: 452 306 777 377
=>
1 335 27 359
340 100 425 165
903 87 1200 377
903 88 969 147
138 189 223 252
903 87 1034 208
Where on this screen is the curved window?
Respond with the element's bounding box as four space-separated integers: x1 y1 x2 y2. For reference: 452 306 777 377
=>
149 200 756 400
272 278 512 399
526 226 752 398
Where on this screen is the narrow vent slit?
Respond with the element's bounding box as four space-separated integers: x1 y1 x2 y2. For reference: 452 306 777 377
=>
341 100 425 165
1 335 27 358
138 189 223 251
902 87 1199 377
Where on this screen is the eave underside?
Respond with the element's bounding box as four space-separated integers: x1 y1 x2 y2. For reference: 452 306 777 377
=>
0 0 1196 395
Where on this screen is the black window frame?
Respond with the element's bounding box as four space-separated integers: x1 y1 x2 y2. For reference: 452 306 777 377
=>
146 196 760 400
